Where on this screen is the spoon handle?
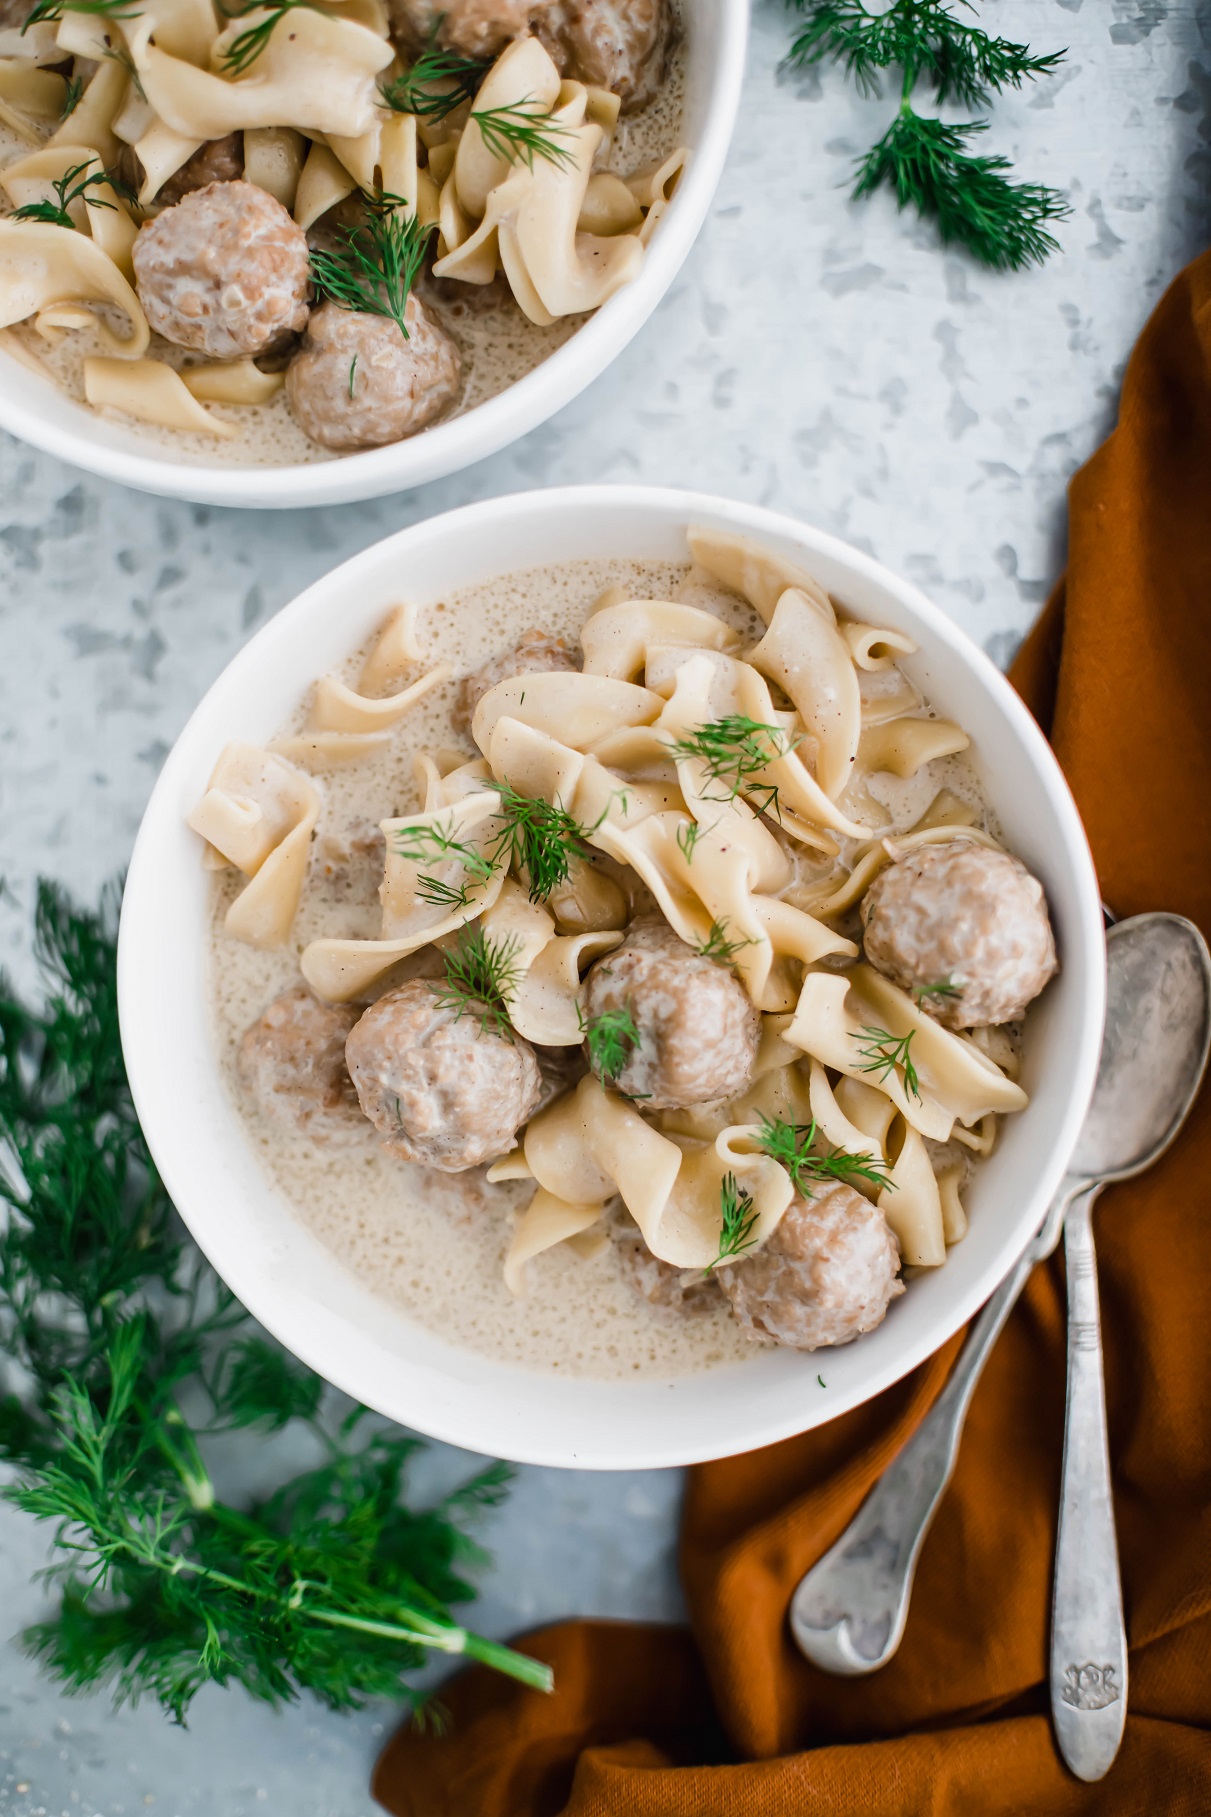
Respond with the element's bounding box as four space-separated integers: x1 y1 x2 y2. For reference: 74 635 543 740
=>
1051 1185 1127 1781
789 1243 1035 1674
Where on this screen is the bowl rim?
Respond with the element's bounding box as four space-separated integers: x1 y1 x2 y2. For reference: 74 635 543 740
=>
0 0 750 510
118 484 1107 1468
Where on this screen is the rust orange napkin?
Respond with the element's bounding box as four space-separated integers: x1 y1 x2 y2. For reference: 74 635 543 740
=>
374 252 1211 1815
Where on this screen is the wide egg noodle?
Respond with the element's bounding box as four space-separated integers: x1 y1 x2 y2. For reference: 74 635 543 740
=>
84 355 239 438
0 59 69 142
273 609 452 767
856 715 970 779
788 818 997 921
878 1119 946 1267
503 1190 604 1296
186 742 319 948
300 789 506 1000
747 586 863 801
686 524 835 625
579 597 741 683
0 220 149 356
472 670 663 756
182 357 286 404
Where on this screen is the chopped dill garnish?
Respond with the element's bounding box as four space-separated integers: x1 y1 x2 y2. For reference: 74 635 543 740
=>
914 975 961 1004
470 97 576 171
60 74 84 118
391 819 495 913
668 714 800 821
695 919 755 966
854 1024 921 1101
429 924 522 1040
414 874 475 911
487 782 593 904
104 42 145 99
218 0 318 76
24 0 135 27
310 193 435 341
676 818 702 863
578 1003 640 1085
380 37 489 122
756 1115 894 1196
348 354 358 400
817 1374 826 1387
11 161 133 232
704 1173 760 1273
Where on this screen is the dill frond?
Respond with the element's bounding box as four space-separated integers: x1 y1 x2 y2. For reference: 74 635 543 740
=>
381 39 489 122
310 194 435 340
668 714 799 821
470 97 576 171
914 975 961 1004
705 1174 760 1272
756 1115 894 1196
694 919 755 966
854 1024 922 1101
487 783 593 905
429 924 522 1040
854 112 1068 271
24 0 135 27
217 0 318 76
578 1003 640 1085
12 161 132 232
60 75 84 118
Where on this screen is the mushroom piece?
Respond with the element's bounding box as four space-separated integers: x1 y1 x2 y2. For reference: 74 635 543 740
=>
579 919 760 1110
534 0 671 112
237 987 367 1146
345 980 543 1171
285 300 461 451
132 180 310 359
861 838 1058 1029
718 1182 903 1350
453 628 580 736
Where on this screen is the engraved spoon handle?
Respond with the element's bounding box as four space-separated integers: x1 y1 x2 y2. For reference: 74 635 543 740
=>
1050 1185 1127 1781
789 1243 1036 1674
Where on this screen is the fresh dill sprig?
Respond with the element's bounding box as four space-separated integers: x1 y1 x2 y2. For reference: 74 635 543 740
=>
217 0 318 76
12 161 132 232
577 1002 640 1085
310 193 435 341
24 0 135 28
104 42 145 99
704 1173 760 1273
668 715 800 821
60 74 84 118
347 354 358 400
914 975 961 1005
756 1115 894 1196
391 818 495 913
0 881 548 1723
470 97 576 171
381 38 489 123
429 923 522 1040
854 1024 922 1101
694 919 755 966
487 782 594 905
784 0 1069 270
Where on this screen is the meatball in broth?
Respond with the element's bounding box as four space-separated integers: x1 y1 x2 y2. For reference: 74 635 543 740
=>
237 988 366 1146
580 920 760 1109
345 981 542 1171
861 839 1058 1029
719 1183 904 1352
285 300 461 453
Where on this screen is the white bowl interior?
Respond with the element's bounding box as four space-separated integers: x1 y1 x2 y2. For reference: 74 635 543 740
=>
119 487 1106 1468
0 1 748 508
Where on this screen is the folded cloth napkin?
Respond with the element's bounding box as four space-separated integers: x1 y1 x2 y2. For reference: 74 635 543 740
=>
373 253 1211 1816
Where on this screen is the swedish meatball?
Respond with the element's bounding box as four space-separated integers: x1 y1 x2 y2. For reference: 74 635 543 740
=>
617 1230 721 1314
580 919 759 1110
285 301 461 452
719 1182 903 1350
535 0 670 111
157 134 243 207
345 981 542 1170
132 180 310 358
237 987 367 1146
387 0 550 58
453 628 580 735
861 839 1058 1029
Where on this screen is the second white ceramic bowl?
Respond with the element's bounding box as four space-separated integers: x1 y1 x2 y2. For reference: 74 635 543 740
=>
0 3 748 508
119 486 1105 1468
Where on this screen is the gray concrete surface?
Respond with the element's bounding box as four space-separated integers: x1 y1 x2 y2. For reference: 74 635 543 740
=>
1 1 1208 1810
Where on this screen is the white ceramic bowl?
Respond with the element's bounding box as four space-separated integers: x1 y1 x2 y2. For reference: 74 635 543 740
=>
119 487 1106 1468
0 5 747 509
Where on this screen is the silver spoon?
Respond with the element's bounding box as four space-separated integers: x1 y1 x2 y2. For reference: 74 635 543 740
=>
790 915 1211 1726
1051 912 1209 1779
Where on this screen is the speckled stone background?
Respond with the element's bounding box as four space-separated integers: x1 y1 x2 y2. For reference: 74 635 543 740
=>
1 1 1208 1810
